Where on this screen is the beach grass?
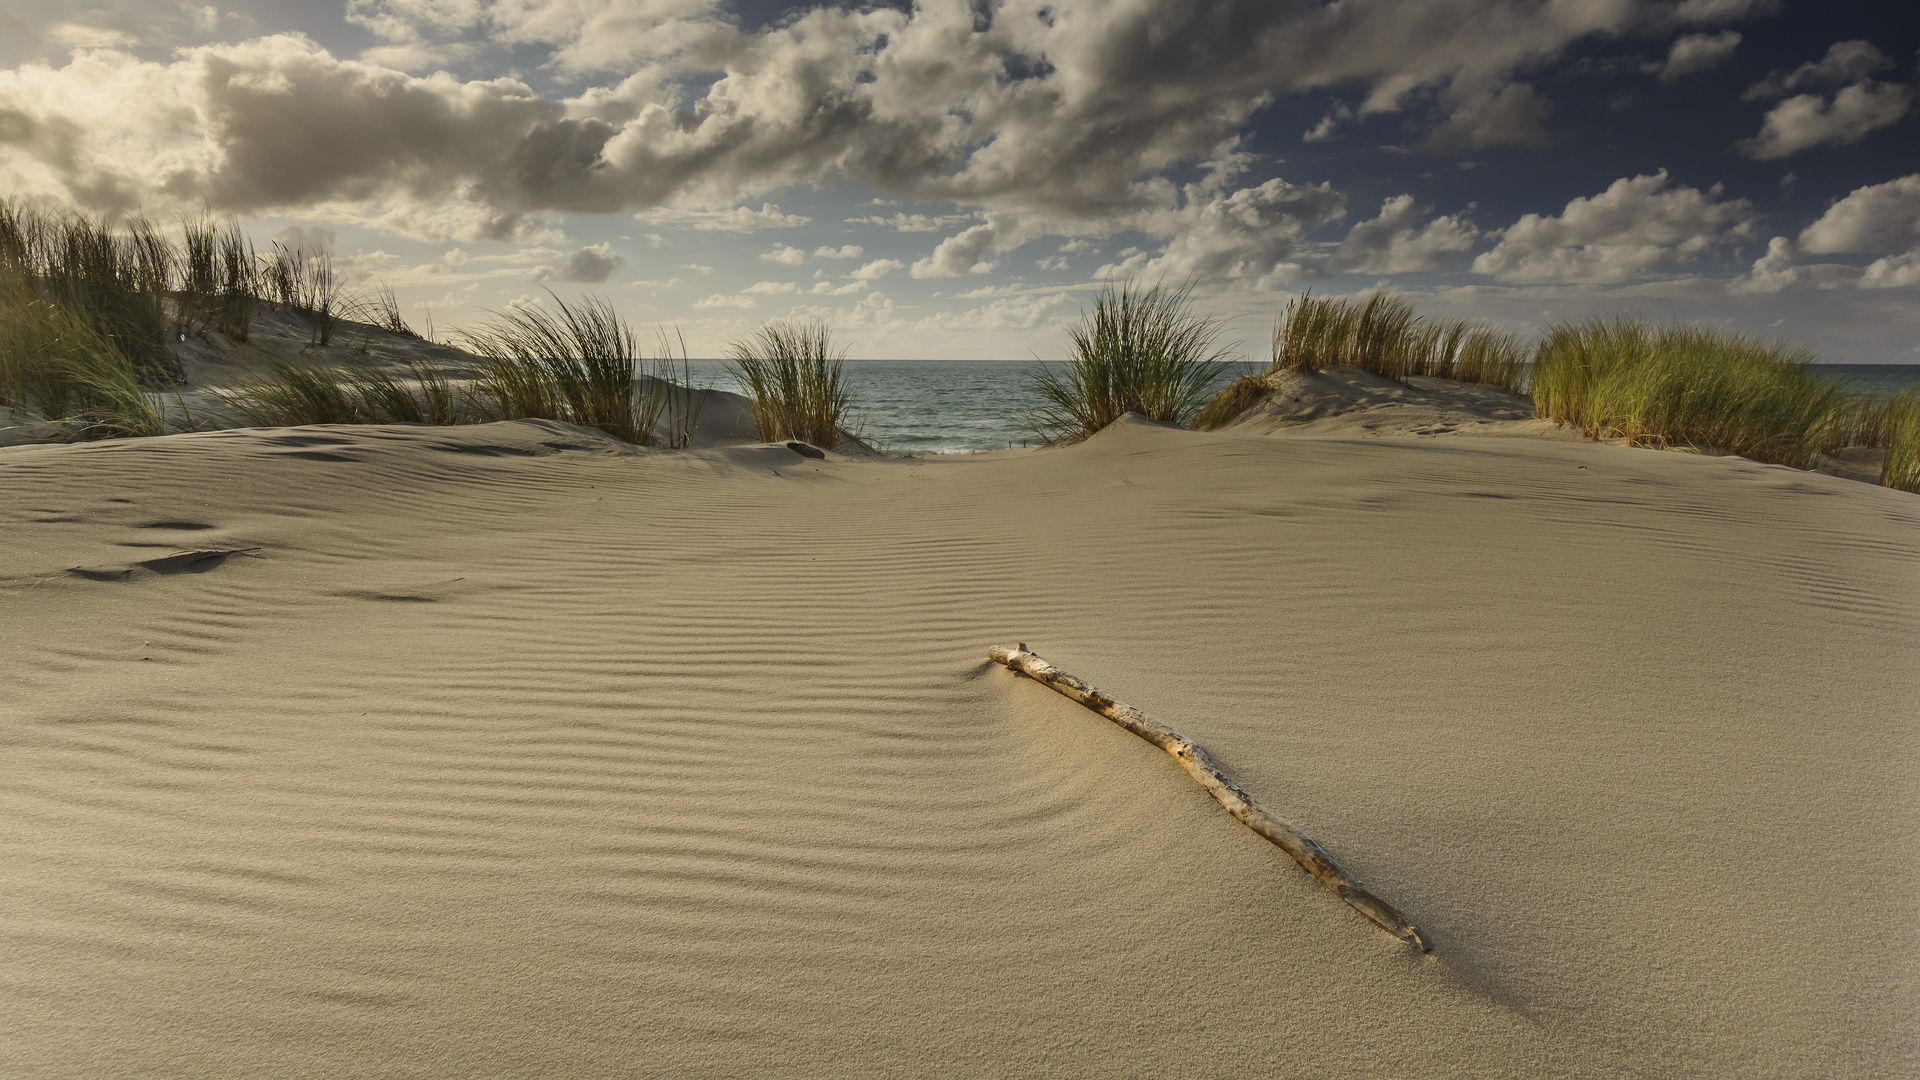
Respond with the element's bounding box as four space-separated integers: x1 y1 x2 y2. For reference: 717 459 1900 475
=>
1530 318 1852 470
1269 291 1528 392
215 357 473 428
1195 290 1528 430
1870 388 1920 492
1026 279 1231 443
1191 373 1270 432
724 318 853 447
461 292 669 445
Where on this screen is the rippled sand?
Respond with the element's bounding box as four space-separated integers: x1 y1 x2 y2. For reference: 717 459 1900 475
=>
3 416 1915 1077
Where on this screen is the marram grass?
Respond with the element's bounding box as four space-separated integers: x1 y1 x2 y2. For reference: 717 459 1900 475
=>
1876 388 1920 493
724 318 854 447
461 292 672 445
1531 318 1849 470
1195 290 1526 430
1269 291 1527 392
215 358 469 428
1026 279 1233 444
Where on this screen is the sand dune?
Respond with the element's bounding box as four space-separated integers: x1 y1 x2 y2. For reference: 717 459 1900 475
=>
3 417 1916 1077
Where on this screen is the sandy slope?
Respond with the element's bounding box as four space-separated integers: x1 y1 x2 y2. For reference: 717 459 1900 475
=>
2 417 1916 1078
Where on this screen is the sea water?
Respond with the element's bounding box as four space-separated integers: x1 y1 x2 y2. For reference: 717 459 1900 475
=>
681 360 1920 457
682 359 1256 455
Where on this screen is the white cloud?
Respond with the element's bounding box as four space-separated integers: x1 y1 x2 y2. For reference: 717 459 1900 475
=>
635 203 811 232
1799 174 1920 254
852 258 904 281
528 242 623 283
1860 252 1920 290
1743 40 1895 100
813 244 864 259
346 0 739 77
0 1 1773 238
1728 236 1800 294
760 244 806 266
1798 174 1920 291
1738 41 1913 160
911 292 1074 333
49 21 137 48
1651 31 1740 82
844 212 975 232
693 292 759 309
743 280 799 294
1327 195 1479 274
809 280 867 296
1128 178 1344 285
911 223 999 278
1739 84 1914 160
1471 171 1757 284
1303 102 1353 143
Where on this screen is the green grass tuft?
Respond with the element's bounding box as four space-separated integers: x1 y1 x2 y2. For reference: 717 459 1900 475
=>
1875 389 1920 493
1026 279 1232 443
1530 318 1851 470
1191 373 1269 432
723 318 854 447
461 292 670 445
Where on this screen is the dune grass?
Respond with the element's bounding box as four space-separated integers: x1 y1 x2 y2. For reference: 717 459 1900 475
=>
0 203 174 438
1195 290 1527 430
1025 280 1232 444
1880 390 1920 493
1269 291 1527 392
215 358 467 428
724 318 853 447
1191 373 1270 432
460 292 673 445
1530 318 1856 470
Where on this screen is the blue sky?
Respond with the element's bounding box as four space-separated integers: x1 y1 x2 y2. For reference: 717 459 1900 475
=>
2 1 1916 360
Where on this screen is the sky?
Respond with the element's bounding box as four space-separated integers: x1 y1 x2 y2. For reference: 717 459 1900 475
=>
1 0 1916 361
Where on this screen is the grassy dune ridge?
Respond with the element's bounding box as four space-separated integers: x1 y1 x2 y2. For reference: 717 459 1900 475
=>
0 201 1914 491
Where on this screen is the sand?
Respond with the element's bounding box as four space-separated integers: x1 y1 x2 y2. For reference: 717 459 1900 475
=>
3 414 1916 1077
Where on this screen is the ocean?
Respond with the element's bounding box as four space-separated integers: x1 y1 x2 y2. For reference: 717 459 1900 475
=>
681 360 1920 456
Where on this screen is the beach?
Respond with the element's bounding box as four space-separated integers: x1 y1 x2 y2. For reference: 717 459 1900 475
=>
4 415 1915 1077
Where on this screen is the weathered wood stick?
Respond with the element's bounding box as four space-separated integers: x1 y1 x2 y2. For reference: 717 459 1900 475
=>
988 643 1429 951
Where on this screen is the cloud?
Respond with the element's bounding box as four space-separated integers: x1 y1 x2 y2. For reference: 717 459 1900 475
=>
1650 31 1740 82
634 203 811 231
346 0 739 77
693 292 758 309
743 280 798 294
0 1 1777 239
813 244 863 259
528 242 623 283
1327 195 1478 274
1799 174 1920 254
911 292 1074 333
844 212 974 232
1798 174 1920 290
1739 84 1914 160
852 258 903 281
1129 178 1345 285
808 280 867 296
1422 82 1551 153
911 223 999 279
760 244 806 265
1728 236 1800 293
1859 252 1920 290
1743 40 1895 100
1737 41 1913 160
1471 170 1757 284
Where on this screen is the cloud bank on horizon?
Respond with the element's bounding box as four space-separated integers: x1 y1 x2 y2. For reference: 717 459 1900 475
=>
1 0 1915 359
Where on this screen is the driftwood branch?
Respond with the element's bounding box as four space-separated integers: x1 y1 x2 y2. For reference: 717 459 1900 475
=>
988 643 1428 951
